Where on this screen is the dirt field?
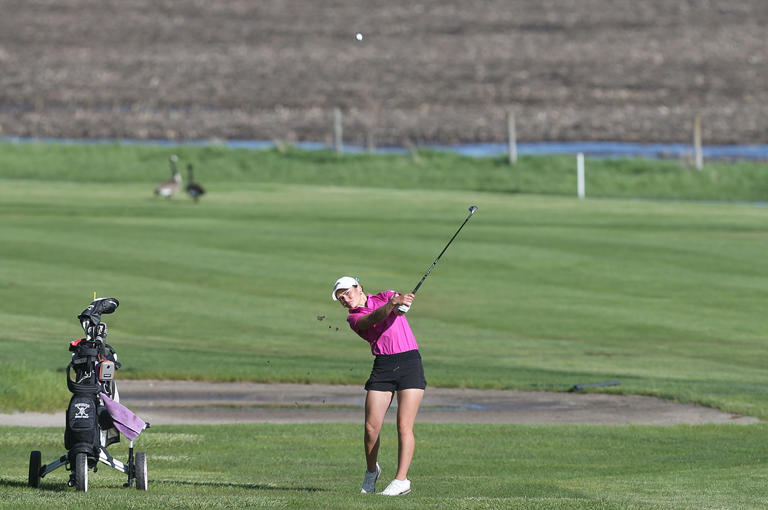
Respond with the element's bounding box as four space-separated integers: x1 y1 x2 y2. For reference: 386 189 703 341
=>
1 0 766 146
0 381 759 426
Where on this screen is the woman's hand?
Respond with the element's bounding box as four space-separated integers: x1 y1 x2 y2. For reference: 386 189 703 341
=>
360 292 415 329
391 292 414 314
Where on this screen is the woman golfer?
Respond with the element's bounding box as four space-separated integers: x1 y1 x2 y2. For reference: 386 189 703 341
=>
331 276 425 496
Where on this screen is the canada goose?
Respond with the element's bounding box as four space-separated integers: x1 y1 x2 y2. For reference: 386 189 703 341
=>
154 155 182 198
185 163 205 202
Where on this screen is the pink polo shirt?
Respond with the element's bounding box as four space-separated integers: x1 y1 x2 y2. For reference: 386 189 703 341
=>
347 290 419 355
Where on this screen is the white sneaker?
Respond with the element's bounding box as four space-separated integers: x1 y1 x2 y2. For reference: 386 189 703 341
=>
360 463 381 494
380 478 411 496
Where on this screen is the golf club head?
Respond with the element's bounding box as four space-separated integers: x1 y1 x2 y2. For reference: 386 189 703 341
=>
77 297 119 329
469 205 478 214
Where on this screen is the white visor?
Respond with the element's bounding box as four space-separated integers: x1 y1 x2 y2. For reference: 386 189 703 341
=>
331 276 359 300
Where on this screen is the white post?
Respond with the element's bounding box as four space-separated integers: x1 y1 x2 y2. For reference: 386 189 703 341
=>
577 152 585 199
507 111 517 165
693 115 703 171
333 107 343 153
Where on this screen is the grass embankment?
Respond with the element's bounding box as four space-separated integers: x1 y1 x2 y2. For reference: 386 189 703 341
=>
1 141 768 201
1 142 767 418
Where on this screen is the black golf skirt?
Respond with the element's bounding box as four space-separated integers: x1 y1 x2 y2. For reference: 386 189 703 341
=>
364 349 427 392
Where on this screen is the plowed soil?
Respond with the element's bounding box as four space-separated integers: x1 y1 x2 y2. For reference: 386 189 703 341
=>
1 0 766 146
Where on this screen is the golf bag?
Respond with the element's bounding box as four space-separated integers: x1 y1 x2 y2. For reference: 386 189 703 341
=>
28 297 149 492
64 321 121 464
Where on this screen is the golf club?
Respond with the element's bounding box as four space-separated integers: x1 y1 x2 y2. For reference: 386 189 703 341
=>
398 205 478 314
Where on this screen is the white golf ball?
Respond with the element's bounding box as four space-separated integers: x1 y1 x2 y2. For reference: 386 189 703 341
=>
355 32 363 41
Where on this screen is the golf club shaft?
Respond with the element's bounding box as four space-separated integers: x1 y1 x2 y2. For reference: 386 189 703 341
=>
399 206 477 313
411 221 468 293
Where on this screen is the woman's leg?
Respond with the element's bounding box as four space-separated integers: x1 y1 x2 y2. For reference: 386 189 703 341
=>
364 390 394 472
394 388 424 480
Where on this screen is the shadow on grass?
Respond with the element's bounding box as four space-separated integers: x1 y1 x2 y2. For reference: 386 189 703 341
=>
1 477 324 493
153 479 325 492
1 478 67 492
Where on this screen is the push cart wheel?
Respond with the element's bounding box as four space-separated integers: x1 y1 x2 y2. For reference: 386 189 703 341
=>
28 451 42 488
135 452 148 490
74 453 88 492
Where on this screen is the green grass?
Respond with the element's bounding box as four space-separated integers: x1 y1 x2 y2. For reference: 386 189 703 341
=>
1 423 767 509
2 142 768 510
1 143 768 418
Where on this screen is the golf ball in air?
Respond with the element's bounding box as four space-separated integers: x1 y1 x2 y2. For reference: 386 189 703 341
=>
355 32 363 41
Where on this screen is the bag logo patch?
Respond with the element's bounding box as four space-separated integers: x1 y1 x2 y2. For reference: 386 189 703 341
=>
74 403 91 419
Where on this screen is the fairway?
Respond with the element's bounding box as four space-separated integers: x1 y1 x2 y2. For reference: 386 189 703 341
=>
2 146 768 509
1 176 768 417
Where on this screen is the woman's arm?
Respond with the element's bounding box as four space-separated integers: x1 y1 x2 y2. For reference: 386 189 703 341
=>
356 292 414 330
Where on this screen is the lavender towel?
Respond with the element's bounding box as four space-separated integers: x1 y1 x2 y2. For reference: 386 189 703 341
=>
99 392 147 440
